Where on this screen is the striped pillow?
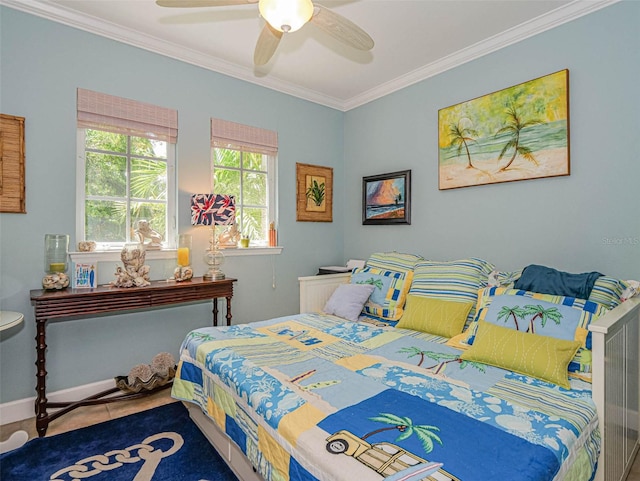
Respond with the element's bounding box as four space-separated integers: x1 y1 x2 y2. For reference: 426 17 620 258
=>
365 252 423 273
409 258 495 326
351 266 413 320
588 276 629 310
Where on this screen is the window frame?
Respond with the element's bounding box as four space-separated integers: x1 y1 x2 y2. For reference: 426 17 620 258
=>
211 146 277 247
76 128 177 250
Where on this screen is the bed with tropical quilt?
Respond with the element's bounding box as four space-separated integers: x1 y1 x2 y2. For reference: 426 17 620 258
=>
172 253 640 481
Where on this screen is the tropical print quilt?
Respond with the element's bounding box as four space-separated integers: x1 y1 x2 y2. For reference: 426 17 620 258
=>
172 313 599 481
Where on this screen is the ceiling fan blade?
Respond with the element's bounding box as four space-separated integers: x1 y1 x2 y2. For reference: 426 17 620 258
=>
310 4 374 51
254 23 283 66
156 0 256 8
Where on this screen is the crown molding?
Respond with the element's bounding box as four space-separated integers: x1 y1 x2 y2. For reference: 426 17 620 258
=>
344 0 620 111
0 0 620 112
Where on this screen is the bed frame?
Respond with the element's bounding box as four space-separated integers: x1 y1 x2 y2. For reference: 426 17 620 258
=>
185 273 640 481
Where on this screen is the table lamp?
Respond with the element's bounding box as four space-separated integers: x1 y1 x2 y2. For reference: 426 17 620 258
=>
191 194 236 281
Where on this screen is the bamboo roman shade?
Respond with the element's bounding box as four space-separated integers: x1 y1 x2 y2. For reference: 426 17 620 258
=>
77 88 178 143
211 118 278 156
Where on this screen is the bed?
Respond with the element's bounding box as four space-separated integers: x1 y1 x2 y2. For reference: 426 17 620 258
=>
172 256 640 481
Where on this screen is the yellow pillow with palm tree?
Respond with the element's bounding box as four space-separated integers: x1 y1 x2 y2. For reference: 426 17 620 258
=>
465 287 607 348
460 321 580 389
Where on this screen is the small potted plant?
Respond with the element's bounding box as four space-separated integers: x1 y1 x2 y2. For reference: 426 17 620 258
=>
240 234 250 248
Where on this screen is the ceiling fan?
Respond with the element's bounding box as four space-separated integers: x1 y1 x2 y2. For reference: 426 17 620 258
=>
155 0 374 66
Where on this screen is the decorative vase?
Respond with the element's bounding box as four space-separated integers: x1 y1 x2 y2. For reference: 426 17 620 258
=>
42 234 70 290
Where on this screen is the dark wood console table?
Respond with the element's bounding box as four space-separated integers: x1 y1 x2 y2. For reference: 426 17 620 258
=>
29 277 236 437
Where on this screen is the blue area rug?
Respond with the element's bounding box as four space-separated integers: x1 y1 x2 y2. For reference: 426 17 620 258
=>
0 402 239 481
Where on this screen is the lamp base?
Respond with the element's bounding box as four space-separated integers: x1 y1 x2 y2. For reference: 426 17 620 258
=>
203 269 226 281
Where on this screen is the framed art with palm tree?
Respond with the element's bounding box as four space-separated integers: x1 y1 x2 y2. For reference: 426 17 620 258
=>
438 69 569 190
296 162 333 222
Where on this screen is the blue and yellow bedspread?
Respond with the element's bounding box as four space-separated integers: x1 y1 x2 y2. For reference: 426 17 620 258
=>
172 313 599 481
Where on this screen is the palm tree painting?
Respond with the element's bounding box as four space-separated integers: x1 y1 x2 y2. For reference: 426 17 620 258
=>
448 119 479 169
494 103 544 172
438 69 569 189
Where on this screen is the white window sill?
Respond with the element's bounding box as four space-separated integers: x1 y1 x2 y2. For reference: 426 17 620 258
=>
69 246 283 263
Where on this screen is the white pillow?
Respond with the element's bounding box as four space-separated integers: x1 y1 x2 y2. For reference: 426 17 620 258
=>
323 284 375 321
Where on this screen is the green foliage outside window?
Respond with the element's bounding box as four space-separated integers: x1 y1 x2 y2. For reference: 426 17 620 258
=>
213 148 269 244
84 129 168 244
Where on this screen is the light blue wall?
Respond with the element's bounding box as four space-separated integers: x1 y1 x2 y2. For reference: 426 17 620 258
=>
344 1 640 279
0 7 344 403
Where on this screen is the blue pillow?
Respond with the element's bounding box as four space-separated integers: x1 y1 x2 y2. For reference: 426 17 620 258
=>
480 294 581 341
323 284 375 321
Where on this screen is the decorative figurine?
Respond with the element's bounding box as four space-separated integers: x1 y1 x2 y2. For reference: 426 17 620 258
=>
111 243 151 287
133 219 163 250
218 223 240 248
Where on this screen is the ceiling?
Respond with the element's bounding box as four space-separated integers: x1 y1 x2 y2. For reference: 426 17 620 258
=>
2 0 617 110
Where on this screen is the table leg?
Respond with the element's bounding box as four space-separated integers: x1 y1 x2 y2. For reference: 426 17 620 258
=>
34 318 49 437
226 295 233 326
212 298 218 326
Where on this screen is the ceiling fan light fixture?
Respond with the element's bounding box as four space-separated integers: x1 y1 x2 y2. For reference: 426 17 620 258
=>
258 0 314 33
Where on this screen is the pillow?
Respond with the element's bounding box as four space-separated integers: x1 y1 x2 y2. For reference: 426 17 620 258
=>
365 252 423 273
513 264 603 300
396 295 473 338
460 321 581 389
588 276 630 310
409 258 495 327
351 266 413 320
487 268 522 287
323 283 375 321
464 287 609 379
466 287 609 348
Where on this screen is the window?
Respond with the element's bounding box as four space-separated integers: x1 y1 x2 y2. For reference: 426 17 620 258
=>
76 89 177 249
211 119 277 246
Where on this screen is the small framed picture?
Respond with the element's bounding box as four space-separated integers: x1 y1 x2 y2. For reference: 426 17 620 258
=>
74 263 97 288
362 170 411 225
296 163 333 222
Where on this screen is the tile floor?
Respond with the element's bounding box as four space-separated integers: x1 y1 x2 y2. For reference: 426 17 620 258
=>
1 390 640 480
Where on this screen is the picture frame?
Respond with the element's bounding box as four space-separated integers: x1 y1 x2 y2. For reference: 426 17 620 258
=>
0 114 26 213
438 69 569 190
296 163 333 222
73 262 98 288
362 170 411 225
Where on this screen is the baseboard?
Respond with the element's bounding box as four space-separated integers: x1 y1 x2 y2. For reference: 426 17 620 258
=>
0 378 115 425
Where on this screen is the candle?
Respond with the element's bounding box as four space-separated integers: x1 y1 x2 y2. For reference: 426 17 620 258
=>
177 247 190 266
49 263 66 273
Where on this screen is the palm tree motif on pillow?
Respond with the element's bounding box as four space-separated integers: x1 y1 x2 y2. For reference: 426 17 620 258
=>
496 304 563 333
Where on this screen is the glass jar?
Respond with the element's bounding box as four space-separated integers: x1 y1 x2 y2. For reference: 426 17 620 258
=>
177 234 192 267
44 234 69 274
